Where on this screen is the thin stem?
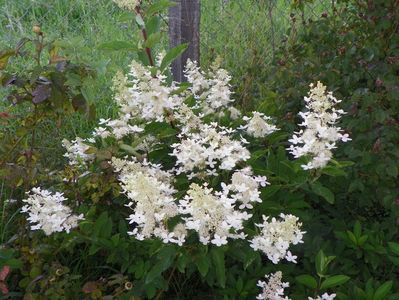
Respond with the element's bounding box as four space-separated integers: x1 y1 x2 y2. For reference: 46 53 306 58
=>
135 6 155 66
155 264 177 300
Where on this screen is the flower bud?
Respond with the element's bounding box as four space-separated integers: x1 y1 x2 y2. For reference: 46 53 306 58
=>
32 25 41 34
124 281 133 290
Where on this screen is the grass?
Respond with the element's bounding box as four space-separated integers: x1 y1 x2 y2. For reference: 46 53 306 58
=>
0 0 329 166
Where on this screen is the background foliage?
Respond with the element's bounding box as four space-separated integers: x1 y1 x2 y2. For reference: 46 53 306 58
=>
0 0 398 299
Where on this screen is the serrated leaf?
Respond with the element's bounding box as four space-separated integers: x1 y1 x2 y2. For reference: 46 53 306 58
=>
295 275 317 289
160 43 188 71
320 275 350 290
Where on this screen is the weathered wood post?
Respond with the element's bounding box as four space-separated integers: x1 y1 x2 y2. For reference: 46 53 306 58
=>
169 0 200 82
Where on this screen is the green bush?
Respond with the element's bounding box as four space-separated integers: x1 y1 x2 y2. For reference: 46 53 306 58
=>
0 0 398 299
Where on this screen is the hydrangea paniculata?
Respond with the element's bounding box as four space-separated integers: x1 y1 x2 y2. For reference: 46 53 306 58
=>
21 187 84 235
62 137 95 166
241 111 278 138
171 122 250 178
256 271 291 300
288 81 351 170
250 214 305 264
308 293 337 300
112 157 186 245
178 183 252 246
184 59 233 114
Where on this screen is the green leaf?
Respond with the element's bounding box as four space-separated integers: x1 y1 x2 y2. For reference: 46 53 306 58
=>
195 255 210 277
145 16 161 35
320 275 350 290
0 49 15 70
388 242 399 256
119 143 139 156
160 43 188 71
311 182 335 204
145 246 175 284
143 32 162 49
211 248 226 288
295 275 317 289
386 164 398 178
98 41 137 51
135 14 145 27
147 0 176 15
322 166 347 177
315 250 326 275
353 221 362 239
373 281 393 300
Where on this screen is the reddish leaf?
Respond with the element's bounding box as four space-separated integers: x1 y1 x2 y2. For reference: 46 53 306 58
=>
82 281 98 294
0 112 10 119
32 84 51 104
0 266 10 281
0 282 8 295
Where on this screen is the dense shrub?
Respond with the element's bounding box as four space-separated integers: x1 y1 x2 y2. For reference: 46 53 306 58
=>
0 0 398 299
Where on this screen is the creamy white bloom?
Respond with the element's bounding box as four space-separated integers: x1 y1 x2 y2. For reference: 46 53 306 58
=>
223 167 266 209
288 82 351 170
228 106 242 120
62 138 94 166
113 0 139 11
93 116 144 140
171 122 250 177
308 293 336 300
112 157 185 245
178 183 252 246
125 61 182 122
21 187 83 235
241 111 278 138
250 214 305 264
184 59 234 115
256 271 291 300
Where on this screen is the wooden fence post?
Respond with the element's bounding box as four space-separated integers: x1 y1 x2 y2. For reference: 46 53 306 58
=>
169 0 200 82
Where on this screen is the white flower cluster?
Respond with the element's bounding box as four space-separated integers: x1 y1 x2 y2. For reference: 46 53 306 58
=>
241 111 279 138
256 271 291 300
184 59 233 114
179 182 252 246
113 0 140 11
92 61 182 140
111 157 186 246
226 168 268 209
288 81 351 170
250 214 305 264
308 293 336 300
62 138 95 166
93 118 144 140
21 187 84 236
171 122 250 178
